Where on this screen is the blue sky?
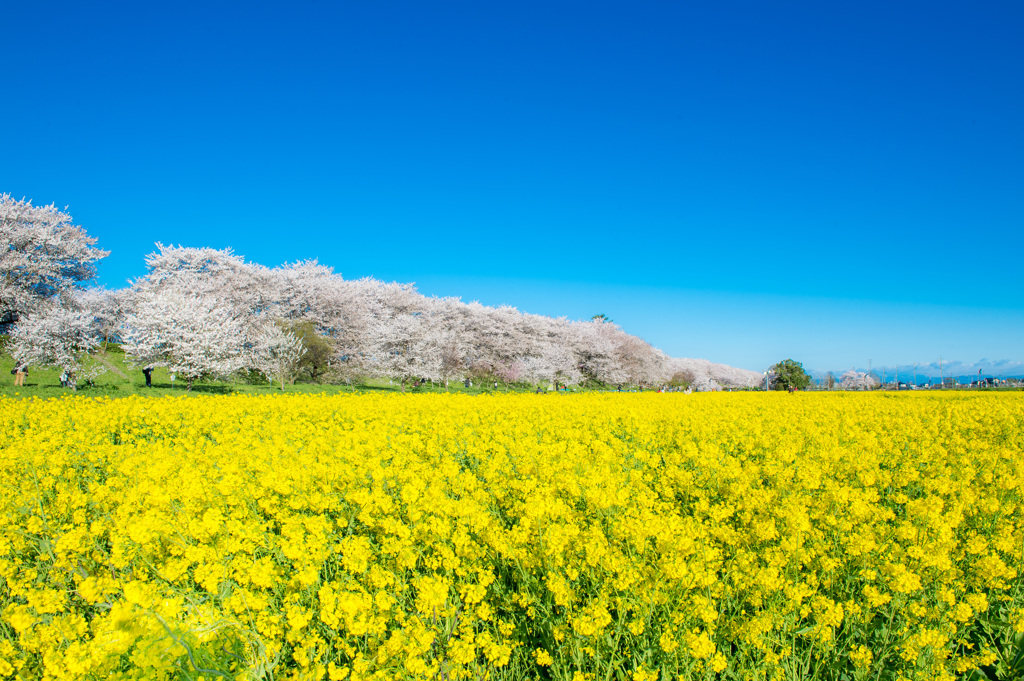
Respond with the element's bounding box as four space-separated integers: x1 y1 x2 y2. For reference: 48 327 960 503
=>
3 0 1022 374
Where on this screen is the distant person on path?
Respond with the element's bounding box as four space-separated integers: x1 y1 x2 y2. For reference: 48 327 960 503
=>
143 367 153 388
13 363 27 387
60 370 69 388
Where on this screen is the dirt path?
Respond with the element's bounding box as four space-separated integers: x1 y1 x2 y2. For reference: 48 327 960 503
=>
95 351 130 380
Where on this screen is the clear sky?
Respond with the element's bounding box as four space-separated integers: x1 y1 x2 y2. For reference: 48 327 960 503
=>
3 1 1022 375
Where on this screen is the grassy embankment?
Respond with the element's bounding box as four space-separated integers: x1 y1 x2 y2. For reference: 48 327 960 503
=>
0 344 578 398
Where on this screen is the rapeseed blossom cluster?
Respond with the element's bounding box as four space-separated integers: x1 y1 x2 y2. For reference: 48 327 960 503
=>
0 392 1022 680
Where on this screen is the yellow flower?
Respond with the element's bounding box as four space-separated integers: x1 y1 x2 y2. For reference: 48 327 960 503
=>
0 391 1020 681
849 645 872 668
685 629 716 660
659 629 679 653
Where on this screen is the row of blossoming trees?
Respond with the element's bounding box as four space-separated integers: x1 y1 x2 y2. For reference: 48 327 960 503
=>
0 194 762 390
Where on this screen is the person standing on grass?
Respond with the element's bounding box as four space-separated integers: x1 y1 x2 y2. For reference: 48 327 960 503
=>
143 367 153 388
13 363 27 387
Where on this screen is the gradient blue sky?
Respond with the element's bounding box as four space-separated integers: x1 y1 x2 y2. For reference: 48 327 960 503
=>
3 1 1022 374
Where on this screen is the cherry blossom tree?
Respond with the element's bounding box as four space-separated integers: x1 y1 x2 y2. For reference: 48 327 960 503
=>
334 278 415 381
135 243 274 319
669 367 698 388
122 288 248 390
433 332 466 389
369 312 433 391
493 359 524 391
0 194 109 326
840 370 880 391
417 297 470 389
568 319 622 385
73 286 128 347
250 322 306 390
267 260 363 338
458 303 530 377
10 305 105 389
664 357 761 389
691 376 723 392
534 342 583 387
614 335 665 387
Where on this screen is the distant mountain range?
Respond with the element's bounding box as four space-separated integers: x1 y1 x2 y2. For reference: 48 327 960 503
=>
812 359 1024 383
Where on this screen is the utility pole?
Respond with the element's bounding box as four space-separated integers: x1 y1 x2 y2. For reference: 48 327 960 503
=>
895 364 898 390
939 356 943 388
914 363 918 388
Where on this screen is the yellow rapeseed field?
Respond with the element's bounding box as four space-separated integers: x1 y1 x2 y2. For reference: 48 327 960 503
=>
0 392 1022 681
